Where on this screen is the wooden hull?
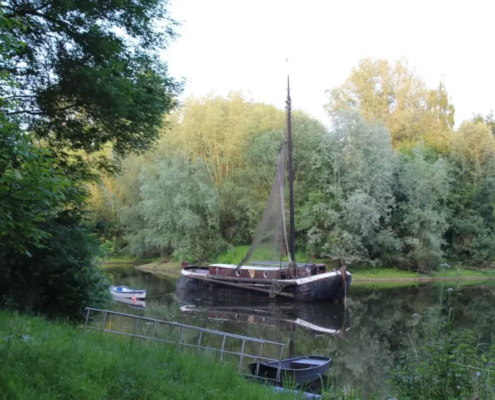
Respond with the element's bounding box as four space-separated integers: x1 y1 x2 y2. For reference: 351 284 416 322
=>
177 266 351 302
248 356 332 385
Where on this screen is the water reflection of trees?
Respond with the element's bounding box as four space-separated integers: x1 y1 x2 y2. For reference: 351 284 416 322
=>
317 283 495 397
107 270 495 397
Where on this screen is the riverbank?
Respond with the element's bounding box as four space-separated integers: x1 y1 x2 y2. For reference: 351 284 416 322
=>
0 311 298 399
352 267 495 282
105 256 495 284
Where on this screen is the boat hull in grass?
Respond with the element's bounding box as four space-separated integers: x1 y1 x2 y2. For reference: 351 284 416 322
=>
248 355 332 385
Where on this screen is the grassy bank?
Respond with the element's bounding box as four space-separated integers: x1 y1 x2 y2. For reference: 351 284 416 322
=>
214 246 495 282
104 247 495 284
102 255 161 267
352 267 495 281
0 311 299 400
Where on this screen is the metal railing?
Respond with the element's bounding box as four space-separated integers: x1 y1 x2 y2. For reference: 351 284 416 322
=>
84 307 286 380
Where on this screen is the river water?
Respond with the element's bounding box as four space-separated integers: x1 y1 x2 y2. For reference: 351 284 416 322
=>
105 266 495 397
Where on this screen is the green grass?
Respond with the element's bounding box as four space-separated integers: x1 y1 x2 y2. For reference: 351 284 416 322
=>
102 255 161 265
101 256 163 272
352 268 420 280
136 260 182 277
352 266 495 282
431 268 495 278
0 311 301 400
214 245 318 265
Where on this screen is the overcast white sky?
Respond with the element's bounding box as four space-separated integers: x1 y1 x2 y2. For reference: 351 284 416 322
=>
163 0 494 127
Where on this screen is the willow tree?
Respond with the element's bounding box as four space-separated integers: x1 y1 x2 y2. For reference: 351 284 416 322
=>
325 58 455 150
300 112 398 264
111 94 327 258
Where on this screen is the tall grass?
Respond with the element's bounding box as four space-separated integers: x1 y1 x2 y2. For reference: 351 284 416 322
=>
0 311 300 400
390 321 495 399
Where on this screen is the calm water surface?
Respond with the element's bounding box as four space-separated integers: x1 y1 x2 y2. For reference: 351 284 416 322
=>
104 266 495 397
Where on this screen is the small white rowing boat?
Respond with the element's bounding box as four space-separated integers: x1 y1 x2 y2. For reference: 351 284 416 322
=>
109 286 146 299
111 295 146 308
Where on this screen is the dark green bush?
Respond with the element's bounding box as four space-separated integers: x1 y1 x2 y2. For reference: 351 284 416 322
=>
0 214 110 320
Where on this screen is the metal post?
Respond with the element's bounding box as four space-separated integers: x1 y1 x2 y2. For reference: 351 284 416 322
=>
84 308 90 329
197 331 203 354
133 317 138 336
238 339 246 373
102 311 107 331
152 321 157 338
220 336 227 361
255 342 264 376
276 345 284 382
178 326 184 351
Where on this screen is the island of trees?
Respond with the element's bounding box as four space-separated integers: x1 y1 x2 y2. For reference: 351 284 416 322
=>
91 60 495 277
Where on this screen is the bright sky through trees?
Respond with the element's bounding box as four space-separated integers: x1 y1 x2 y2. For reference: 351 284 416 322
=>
164 0 494 126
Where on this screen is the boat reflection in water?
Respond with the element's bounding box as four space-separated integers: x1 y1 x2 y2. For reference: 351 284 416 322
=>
111 295 146 308
177 288 351 337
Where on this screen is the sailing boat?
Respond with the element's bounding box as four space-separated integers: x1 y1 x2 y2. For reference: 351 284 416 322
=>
177 79 352 302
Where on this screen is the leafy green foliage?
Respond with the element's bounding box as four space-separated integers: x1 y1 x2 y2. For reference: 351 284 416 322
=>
1 0 181 160
0 122 81 255
111 94 327 260
121 154 225 260
0 0 181 319
0 214 110 319
391 327 495 399
89 93 495 271
446 122 495 264
301 112 397 264
326 58 455 150
393 147 451 270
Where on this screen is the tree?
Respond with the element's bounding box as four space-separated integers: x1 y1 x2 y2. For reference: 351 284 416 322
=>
120 155 224 260
160 93 284 186
1 0 181 160
447 121 495 263
0 0 180 318
394 147 451 270
102 94 328 258
300 112 398 264
325 58 455 149
0 214 110 319
472 112 495 136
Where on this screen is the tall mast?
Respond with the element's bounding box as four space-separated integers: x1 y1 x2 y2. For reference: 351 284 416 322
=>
286 76 296 264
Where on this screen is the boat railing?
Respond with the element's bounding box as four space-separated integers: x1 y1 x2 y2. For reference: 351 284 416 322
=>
83 307 286 381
